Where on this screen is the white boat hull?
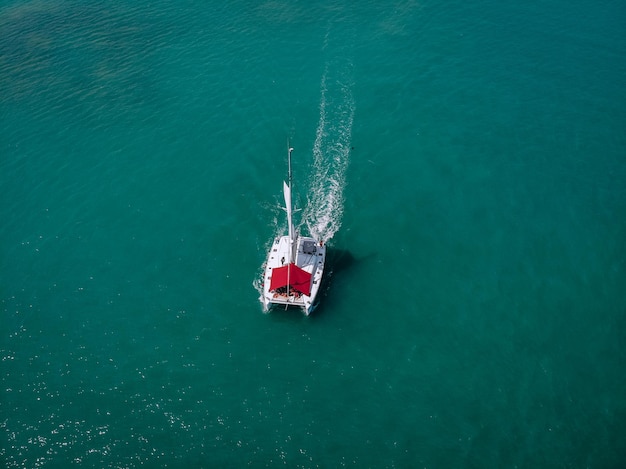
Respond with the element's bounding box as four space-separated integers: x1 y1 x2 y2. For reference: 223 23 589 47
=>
262 235 326 315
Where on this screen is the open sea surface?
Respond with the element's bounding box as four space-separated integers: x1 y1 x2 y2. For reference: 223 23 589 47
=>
1 0 625 467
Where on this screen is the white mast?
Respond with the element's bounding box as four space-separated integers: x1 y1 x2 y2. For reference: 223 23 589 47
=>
284 145 295 302
284 146 295 263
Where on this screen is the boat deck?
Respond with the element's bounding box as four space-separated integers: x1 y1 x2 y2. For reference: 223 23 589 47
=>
262 235 326 314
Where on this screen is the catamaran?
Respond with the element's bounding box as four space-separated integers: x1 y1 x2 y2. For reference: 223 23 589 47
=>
261 146 326 315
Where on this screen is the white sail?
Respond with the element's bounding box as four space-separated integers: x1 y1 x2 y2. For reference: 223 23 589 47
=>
283 180 294 263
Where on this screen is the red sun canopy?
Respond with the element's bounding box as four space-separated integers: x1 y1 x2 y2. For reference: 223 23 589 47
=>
269 263 312 296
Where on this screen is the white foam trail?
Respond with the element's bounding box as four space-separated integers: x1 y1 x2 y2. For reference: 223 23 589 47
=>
302 60 355 243
256 51 354 307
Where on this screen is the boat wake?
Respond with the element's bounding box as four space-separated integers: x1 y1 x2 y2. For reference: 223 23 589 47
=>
301 58 355 243
254 48 355 305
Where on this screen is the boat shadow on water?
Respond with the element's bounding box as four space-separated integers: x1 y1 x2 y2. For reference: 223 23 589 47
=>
313 247 376 317
264 248 374 319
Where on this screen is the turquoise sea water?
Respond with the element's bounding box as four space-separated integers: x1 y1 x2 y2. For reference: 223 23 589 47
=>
2 0 625 467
